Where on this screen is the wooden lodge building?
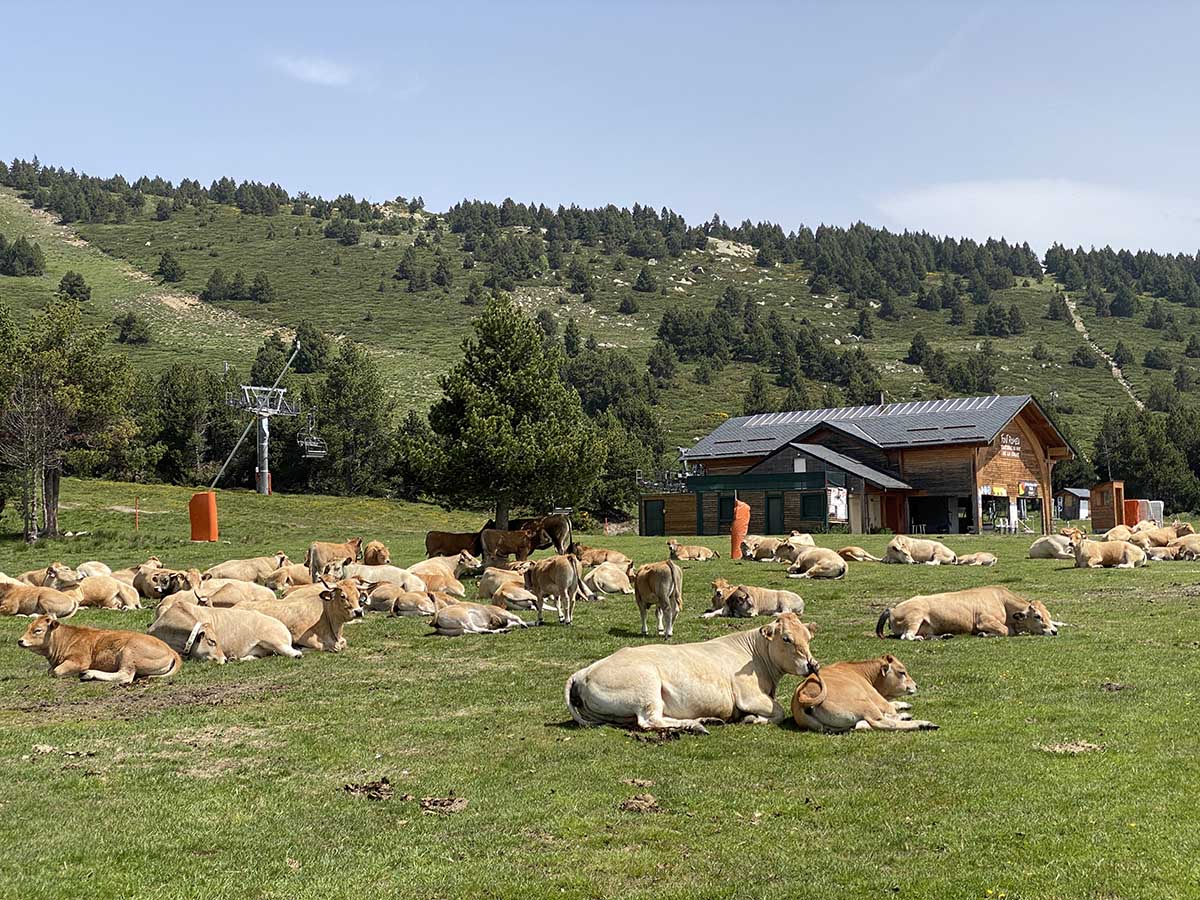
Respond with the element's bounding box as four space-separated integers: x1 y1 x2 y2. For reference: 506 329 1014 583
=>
639 395 1074 537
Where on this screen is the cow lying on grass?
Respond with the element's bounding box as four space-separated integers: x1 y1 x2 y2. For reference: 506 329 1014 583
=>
150 600 301 662
583 561 635 596
565 612 818 734
570 544 630 567
0 582 79 619
882 535 957 565
430 601 527 636
19 616 180 683
791 654 937 732
876 586 1059 639
1028 535 1074 559
706 578 804 618
204 553 290 584
667 540 719 561
955 552 997 567
239 579 364 652
787 547 847 579
1068 537 1148 569
43 564 140 609
837 546 881 562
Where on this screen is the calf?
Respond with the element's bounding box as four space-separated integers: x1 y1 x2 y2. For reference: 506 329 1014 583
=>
788 531 816 547
239 579 364 652
204 552 290 584
570 543 630 567
1146 545 1182 561
791 654 937 732
524 554 587 625
1028 535 1074 560
705 578 804 618
633 560 683 639
19 616 180 684
666 540 719 561
956 552 997 567
566 613 818 734
363 540 391 566
480 528 538 564
411 551 482 579
1069 537 1148 569
75 561 113 578
111 556 162 586
149 601 301 662
787 547 847 580
323 562 427 593
876 586 1058 639
837 546 881 562
882 535 957 565
583 561 636 596
264 563 313 593
0 582 80 619
1136 522 1195 548
44 566 140 610
430 601 528 636
305 537 363 581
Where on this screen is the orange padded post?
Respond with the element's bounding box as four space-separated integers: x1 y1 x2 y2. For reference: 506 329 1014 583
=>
189 491 219 542
731 499 750 560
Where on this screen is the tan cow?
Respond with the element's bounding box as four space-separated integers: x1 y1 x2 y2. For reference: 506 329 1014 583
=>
956 552 997 567
787 547 848 580
410 551 483 580
18 568 50 586
739 535 765 558
149 600 301 662
19 616 180 683
204 552 290 584
410 569 465 598
112 557 162 586
1135 522 1195 547
570 544 631 567
133 565 180 600
882 535 957 565
239 579 364 652
0 583 79 619
323 562 427 593
633 560 683 639
201 576 275 604
1130 518 1160 533
565 612 819 733
430 601 528 636
75 561 112 578
525 554 587 625
705 578 804 618
584 561 636 596
1068 537 1148 569
1029 535 1074 560
667 540 719 561
363 540 391 566
788 531 816 547
44 566 140 610
791 654 937 733
490 582 545 610
837 546 881 562
1168 533 1200 559
1102 525 1134 542
305 537 363 581
477 566 524 599
748 538 784 561
876 586 1059 639
1146 546 1182 561
264 563 313 592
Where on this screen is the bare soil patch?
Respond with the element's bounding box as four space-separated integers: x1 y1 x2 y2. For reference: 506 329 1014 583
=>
618 793 663 813
7 681 287 720
421 794 468 814
344 777 394 801
1038 740 1104 755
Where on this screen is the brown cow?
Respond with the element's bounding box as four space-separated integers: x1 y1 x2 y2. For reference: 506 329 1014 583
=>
240 579 364 652
569 543 631 567
0 583 79 619
363 540 391 566
485 515 573 554
424 530 483 558
634 561 683 638
481 528 538 564
305 538 364 581
19 616 180 683
524 554 587 625
791 655 937 733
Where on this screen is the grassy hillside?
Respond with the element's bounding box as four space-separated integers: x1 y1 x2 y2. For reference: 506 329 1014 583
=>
0 479 1197 898
5 182 1190 451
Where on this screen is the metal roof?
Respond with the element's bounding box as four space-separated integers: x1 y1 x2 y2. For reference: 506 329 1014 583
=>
683 395 1040 460
790 443 912 490
1058 487 1091 498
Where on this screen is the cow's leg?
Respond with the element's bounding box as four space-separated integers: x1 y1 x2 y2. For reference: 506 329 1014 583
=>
664 604 675 639
635 704 710 735
865 715 938 731
737 694 788 725
50 659 86 678
261 639 302 659
535 595 545 626
638 603 649 636
700 607 726 618
655 605 664 636
891 701 913 711
973 614 1009 637
81 664 136 684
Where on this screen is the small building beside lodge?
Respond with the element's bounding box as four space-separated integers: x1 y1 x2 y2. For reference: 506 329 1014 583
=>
1055 487 1091 521
639 395 1074 537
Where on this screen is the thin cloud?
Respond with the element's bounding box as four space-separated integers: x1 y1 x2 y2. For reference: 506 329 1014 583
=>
876 178 1200 255
270 54 360 88
895 9 994 94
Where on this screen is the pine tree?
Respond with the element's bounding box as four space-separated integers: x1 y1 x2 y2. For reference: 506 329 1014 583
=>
906 332 929 364
294 320 331 373
408 266 430 292
464 279 485 306
1144 346 1172 370
647 341 677 386
228 269 248 300
693 359 714 385
854 308 873 338
619 295 639 315
1070 347 1097 368
433 255 453 287
249 272 274 304
948 296 965 325
200 268 229 302
114 311 151 344
1113 340 1134 368
1185 334 1200 359
1008 304 1026 334
567 257 592 295
742 370 773 415
57 271 90 302
563 317 582 357
877 291 898 321
633 266 657 293
1174 365 1194 393
1112 283 1139 317
1146 300 1167 329
155 250 185 283
155 199 171 221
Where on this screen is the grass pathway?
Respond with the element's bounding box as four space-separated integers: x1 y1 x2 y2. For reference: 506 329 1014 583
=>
1063 290 1144 409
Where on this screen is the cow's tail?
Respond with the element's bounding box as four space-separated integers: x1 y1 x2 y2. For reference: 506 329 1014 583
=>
670 560 683 611
875 608 892 638
565 667 603 728
792 669 828 710
713 549 721 558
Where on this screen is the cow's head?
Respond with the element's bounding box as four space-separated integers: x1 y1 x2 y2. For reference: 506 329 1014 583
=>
168 569 201 594
567 542 582 558
710 577 734 606
319 578 364 623
142 556 163 570
44 562 77 588
148 569 176 598
875 654 918 698
265 569 291 592
275 552 291 568
726 587 756 618
759 612 818 675
1059 526 1084 541
455 551 483 576
666 540 679 558
183 622 226 664
191 588 211 607
348 537 364 560
320 558 353 580
18 616 58 654
1011 600 1057 636
1177 523 1196 537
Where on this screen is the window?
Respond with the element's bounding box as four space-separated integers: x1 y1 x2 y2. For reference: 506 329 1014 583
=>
800 492 824 520
718 496 734 528
793 457 807 474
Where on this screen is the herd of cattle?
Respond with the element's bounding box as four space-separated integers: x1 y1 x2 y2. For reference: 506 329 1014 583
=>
0 512 1183 735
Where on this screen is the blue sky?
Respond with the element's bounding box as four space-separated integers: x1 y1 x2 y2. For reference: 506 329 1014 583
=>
4 1 1199 252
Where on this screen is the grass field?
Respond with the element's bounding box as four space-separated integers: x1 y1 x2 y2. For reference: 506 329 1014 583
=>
1 479 1198 898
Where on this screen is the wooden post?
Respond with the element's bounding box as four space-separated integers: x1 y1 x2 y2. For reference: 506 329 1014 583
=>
135 496 139 532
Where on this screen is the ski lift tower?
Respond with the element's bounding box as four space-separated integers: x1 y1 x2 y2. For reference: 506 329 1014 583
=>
211 338 323 495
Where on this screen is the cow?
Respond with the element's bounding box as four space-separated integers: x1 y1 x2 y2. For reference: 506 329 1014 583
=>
17 568 50 587
133 565 180 600
837 546 882 562
788 531 816 547
19 616 180 684
411 551 483 580
1068 537 1148 569
112 557 162 586
666 540 719 561
569 543 631 567
1168 533 1200 559
739 535 764 557
746 537 783 561
490 582 544 610
1146 545 1182 561
264 564 313 593
365 587 452 617
882 535 957 565
75 561 112 578
430 601 528 636
1102 525 1134 542
1029 535 1074 560
1135 522 1195 547
565 612 819 734
484 514 574 554
204 552 290 584
304 538 363 581
876 586 1059 639
43 566 140 610
480 528 538 565
583 561 636 596
363 540 391 566
791 654 938 733
633 560 683 639
477 566 524 599
409 569 465 598
705 578 804 618
149 600 301 662
0 572 21 586
320 561 427 593
200 576 275 604
956 552 998 567
787 547 848 580
0 583 79 619
1130 518 1161 533
238 579 364 652
524 554 588 625
424 530 483 559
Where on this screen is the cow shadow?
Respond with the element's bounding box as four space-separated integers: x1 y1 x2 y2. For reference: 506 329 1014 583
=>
607 627 648 639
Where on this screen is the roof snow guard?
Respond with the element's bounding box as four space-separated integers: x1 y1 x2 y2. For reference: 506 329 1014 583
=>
684 395 1053 460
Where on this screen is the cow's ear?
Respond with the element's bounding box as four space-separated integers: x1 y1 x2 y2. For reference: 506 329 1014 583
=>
202 573 212 582
804 622 819 637
319 589 335 602
1012 609 1026 620
46 616 59 629
880 661 891 676
759 620 780 639
342 557 352 567
884 653 897 664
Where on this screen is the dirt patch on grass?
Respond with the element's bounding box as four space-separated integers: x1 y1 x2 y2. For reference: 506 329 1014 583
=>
421 795 468 815
621 777 655 788
1038 740 1104 755
1100 682 1130 692
162 724 279 751
628 730 681 744
344 777 393 801
8 682 287 720
106 505 169 515
619 793 663 813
